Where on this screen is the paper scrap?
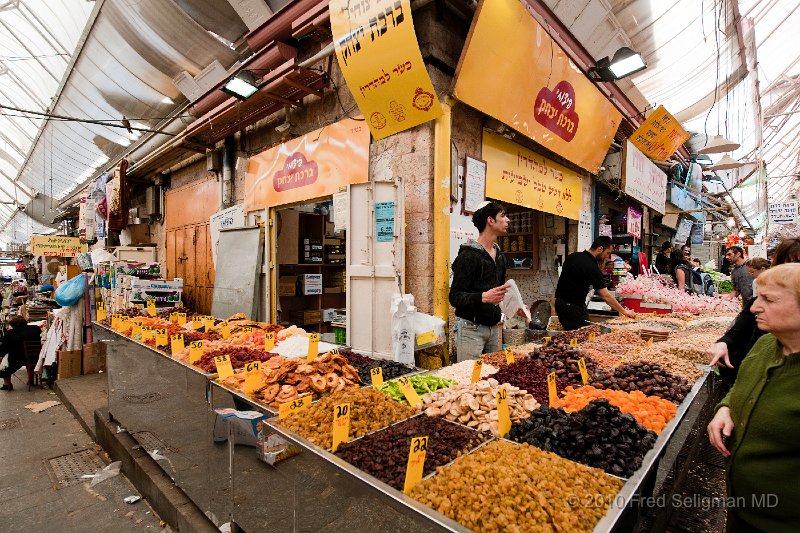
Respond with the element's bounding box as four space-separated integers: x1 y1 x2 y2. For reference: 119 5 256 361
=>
24 401 61 413
124 495 142 504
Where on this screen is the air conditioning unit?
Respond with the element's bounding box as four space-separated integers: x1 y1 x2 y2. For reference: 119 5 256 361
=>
145 186 161 217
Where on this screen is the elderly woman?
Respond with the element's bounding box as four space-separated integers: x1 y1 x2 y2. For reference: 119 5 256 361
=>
708 263 800 531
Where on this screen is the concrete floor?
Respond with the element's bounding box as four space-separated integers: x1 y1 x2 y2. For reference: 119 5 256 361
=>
0 369 169 533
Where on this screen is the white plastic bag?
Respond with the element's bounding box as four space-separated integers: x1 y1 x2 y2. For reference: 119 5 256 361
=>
89 461 122 486
500 279 531 323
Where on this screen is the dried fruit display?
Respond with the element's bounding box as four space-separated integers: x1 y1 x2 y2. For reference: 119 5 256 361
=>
550 325 603 346
428 360 499 385
194 347 278 373
340 349 417 382
487 359 567 405
624 350 704 382
481 350 515 368
409 440 624 532
378 375 456 403
334 416 490 490
280 388 417 449
639 332 722 364
555 386 676 434
422 379 539 435
528 345 599 387
592 362 691 403
509 400 657 477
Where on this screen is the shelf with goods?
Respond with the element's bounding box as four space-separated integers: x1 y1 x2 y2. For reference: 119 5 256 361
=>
497 204 540 269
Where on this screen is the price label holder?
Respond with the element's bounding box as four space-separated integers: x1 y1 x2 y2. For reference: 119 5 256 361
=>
214 355 234 380
177 313 187 325
504 346 514 365
403 436 429 495
578 358 590 386
307 333 319 362
547 372 558 407
189 340 204 364
396 376 422 408
244 361 261 394
278 394 312 420
155 329 168 347
220 321 231 340
147 300 157 317
204 317 215 331
332 403 351 452
169 312 178 323
543 336 551 346
416 330 435 346
141 326 153 341
264 332 275 351
172 334 185 356
496 386 511 437
96 303 107 322
370 367 384 389
471 358 483 384
192 317 202 330
569 337 578 348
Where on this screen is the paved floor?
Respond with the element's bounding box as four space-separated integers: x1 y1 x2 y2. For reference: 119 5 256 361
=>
0 369 169 532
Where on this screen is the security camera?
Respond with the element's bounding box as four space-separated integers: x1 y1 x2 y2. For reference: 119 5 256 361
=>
275 122 291 133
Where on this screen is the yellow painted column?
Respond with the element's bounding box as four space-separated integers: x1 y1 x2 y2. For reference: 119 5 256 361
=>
432 99 453 322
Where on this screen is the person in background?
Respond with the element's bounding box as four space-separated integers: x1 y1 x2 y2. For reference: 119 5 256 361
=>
707 263 800 531
725 246 754 302
682 244 692 260
707 237 800 386
554 236 636 330
449 201 509 362
0 316 42 391
655 241 671 274
745 257 769 297
691 258 703 270
669 250 694 293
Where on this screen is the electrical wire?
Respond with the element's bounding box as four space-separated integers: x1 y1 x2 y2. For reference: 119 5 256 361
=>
0 104 190 128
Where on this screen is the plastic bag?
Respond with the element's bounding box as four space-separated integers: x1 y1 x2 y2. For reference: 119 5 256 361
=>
89 461 121 486
54 273 85 307
500 279 531 323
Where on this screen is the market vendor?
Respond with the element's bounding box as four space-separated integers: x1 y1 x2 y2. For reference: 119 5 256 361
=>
554 236 636 330
708 263 800 531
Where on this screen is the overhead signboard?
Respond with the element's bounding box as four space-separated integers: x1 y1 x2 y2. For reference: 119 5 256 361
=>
482 129 582 220
31 236 87 257
623 141 667 214
330 0 442 140
629 105 690 161
244 119 370 211
453 0 622 173
768 201 798 224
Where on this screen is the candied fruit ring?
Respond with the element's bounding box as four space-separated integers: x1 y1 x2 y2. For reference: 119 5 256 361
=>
325 372 338 388
310 375 327 392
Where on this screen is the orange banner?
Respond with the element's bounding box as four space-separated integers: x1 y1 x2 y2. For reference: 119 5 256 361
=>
482 129 583 220
330 0 442 140
244 119 370 211
453 0 622 173
629 105 689 161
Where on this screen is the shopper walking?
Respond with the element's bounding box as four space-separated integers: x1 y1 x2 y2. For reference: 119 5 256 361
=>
554 236 635 330
725 246 754 302
0 316 42 391
654 241 671 274
707 263 800 532
449 201 509 362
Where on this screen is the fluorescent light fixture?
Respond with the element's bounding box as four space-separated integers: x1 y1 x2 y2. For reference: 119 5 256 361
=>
589 47 647 82
222 70 259 100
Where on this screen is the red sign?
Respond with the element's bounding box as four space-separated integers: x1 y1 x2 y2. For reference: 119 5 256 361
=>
273 153 318 192
534 81 579 142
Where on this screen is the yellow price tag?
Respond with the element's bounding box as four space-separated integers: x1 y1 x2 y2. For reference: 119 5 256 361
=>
496 386 511 437
177 313 187 325
578 358 590 386
244 361 261 394
155 329 168 347
278 394 312 420
416 330 436 346
396 376 422 408
214 354 234 380
543 336 551 345
264 332 275 351
141 326 153 341
172 334 185 356
547 372 558 407
169 312 178 323
204 317 215 331
589 333 596 341
241 326 254 335
370 367 384 389
131 323 142 336
96 303 107 322
471 358 483 384
569 337 578 348
220 321 231 339
331 403 351 452
119 315 130 327
190 340 204 364
504 346 514 365
647 337 653 346
307 333 319 361
147 300 156 317
192 317 202 330
403 436 428 495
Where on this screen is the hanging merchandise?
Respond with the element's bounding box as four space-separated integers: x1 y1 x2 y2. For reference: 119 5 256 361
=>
106 159 129 231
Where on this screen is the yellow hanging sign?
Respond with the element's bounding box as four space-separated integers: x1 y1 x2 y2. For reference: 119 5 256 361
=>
329 0 442 140
629 105 690 161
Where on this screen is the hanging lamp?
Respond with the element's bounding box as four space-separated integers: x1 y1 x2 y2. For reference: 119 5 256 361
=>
698 134 740 154
709 154 743 171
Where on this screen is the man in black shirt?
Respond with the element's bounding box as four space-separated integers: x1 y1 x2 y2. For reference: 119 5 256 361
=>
554 236 636 330
655 241 671 274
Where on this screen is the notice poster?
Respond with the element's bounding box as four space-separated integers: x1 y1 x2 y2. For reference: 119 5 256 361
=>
333 191 348 232
578 210 593 251
768 201 798 224
626 207 642 239
210 205 245 267
375 201 396 242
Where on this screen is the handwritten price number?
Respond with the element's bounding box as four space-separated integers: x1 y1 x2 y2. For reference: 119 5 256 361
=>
264 331 274 350
177 313 187 325
245 361 260 373
279 395 311 419
329 349 340 356
242 326 254 334
569 338 578 347
190 340 203 350
213 355 234 380
496 386 511 436
332 402 351 452
412 436 428 453
336 404 349 418
370 367 384 389
220 321 231 339
307 333 320 361
169 312 178 323
155 329 168 347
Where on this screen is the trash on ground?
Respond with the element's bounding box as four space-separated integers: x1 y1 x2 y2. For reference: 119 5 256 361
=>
90 461 122 486
124 495 142 504
24 401 61 413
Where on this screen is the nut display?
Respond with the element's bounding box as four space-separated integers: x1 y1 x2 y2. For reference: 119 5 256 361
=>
422 378 540 435
341 349 416 382
280 388 417 449
555 386 677 434
487 359 568 405
409 440 624 532
592 362 691 404
429 360 499 385
637 332 723 365
529 345 599 387
625 350 704 382
509 400 658 477
578 348 624 370
334 415 490 490
480 350 515 368
550 324 603 346
579 329 645 357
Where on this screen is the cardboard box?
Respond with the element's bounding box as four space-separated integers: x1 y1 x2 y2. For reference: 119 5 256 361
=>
322 308 336 322
279 276 297 296
82 342 107 374
57 350 82 379
303 310 322 324
300 274 322 295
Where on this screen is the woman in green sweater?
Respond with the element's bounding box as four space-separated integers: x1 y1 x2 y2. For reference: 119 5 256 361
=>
708 263 800 531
